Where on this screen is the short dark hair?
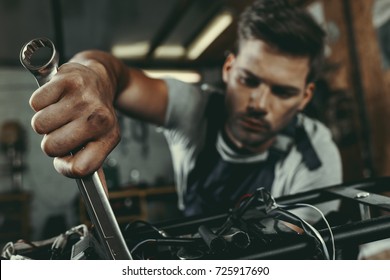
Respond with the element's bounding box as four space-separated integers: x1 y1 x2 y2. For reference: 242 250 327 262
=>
237 0 326 83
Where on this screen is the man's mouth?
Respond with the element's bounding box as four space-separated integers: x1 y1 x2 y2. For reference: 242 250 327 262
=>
238 116 270 132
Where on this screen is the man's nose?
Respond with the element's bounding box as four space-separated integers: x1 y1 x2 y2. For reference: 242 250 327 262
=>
248 83 270 111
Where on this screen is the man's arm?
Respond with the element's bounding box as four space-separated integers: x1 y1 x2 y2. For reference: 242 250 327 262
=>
70 50 169 124
29 50 168 178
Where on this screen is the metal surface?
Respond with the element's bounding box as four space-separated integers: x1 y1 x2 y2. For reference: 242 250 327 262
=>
239 215 390 259
20 38 132 260
326 184 390 211
150 178 390 259
20 38 59 86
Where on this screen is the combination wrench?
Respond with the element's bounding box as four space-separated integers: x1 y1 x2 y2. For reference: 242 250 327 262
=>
20 38 132 260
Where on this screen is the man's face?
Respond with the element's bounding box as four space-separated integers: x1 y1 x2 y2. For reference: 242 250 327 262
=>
222 39 314 152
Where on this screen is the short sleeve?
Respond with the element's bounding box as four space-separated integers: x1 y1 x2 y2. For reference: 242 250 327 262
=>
163 79 210 144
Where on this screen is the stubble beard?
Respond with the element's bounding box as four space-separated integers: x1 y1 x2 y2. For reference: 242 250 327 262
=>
227 117 275 151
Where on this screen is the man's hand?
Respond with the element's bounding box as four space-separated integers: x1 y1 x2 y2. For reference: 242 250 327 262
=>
29 61 120 178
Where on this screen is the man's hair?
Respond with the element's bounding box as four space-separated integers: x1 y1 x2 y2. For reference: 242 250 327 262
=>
237 0 326 83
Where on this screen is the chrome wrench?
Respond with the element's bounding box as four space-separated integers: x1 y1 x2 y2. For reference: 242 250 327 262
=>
20 38 132 260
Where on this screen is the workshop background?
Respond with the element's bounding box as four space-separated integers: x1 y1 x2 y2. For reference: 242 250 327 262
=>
0 0 389 243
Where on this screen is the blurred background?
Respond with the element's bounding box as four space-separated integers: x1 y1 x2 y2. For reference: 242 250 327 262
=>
0 0 389 243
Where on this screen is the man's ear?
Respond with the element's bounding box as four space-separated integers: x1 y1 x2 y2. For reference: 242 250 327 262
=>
222 53 235 83
298 82 314 111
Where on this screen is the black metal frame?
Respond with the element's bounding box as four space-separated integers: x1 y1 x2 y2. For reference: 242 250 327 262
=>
146 177 390 259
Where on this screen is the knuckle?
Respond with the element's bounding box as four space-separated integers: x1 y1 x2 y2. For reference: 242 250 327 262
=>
29 87 48 111
31 113 45 134
57 73 86 95
40 140 52 157
69 72 87 89
41 135 59 157
86 107 114 128
29 95 39 112
57 67 88 92
71 162 93 177
53 157 76 178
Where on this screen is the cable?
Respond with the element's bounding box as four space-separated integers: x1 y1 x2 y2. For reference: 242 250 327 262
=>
217 191 260 235
124 220 167 237
276 202 335 260
293 203 335 260
130 238 157 255
130 238 199 255
253 188 332 259
296 216 330 260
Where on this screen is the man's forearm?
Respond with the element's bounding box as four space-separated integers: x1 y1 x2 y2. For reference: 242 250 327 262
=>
69 50 129 106
68 49 168 126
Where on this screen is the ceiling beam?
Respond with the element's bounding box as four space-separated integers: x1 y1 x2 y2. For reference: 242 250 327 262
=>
183 0 225 49
50 0 65 64
145 0 194 59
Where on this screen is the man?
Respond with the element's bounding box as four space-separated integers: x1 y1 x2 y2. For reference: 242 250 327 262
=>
29 0 342 219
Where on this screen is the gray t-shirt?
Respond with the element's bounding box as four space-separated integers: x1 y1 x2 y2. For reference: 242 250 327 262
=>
163 78 342 221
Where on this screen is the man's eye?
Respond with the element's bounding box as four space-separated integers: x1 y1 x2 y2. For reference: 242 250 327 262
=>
272 88 295 98
239 76 260 88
